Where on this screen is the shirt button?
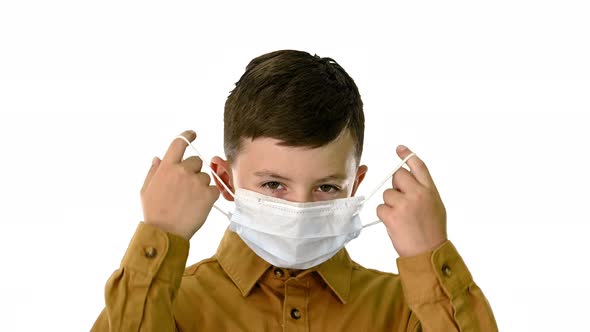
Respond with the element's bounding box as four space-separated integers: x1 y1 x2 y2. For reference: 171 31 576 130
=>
442 263 452 277
274 268 284 278
144 247 157 258
290 308 301 320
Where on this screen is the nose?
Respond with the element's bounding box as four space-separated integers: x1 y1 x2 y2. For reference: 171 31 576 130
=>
289 190 315 203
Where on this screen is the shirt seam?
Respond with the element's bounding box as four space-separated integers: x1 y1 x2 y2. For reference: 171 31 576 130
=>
352 262 400 278
183 256 218 277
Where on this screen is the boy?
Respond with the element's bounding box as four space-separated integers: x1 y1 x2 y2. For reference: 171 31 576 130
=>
91 50 497 331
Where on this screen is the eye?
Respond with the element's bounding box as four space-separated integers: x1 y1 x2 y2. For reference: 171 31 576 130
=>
318 184 340 193
262 181 284 190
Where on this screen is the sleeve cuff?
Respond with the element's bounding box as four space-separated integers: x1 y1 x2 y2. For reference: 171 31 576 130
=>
396 240 473 305
120 222 190 286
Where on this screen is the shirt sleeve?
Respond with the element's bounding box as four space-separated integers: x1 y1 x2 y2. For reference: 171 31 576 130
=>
90 222 190 332
396 240 498 332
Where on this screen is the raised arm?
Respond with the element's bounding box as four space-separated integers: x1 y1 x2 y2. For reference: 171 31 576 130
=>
91 130 219 331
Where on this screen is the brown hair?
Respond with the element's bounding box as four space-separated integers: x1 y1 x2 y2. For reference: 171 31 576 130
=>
224 50 364 163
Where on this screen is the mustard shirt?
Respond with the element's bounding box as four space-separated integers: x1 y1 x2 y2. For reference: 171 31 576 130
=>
91 222 498 331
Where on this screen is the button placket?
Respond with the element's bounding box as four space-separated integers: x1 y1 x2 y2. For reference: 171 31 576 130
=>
290 308 301 320
283 279 309 331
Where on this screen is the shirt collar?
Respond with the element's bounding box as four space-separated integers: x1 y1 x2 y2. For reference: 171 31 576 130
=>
215 227 353 304
314 245 354 304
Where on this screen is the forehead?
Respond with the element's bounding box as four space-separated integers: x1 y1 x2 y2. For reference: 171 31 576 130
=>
232 131 358 178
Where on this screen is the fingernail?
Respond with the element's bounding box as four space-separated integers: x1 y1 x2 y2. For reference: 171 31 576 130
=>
152 157 159 166
398 145 407 151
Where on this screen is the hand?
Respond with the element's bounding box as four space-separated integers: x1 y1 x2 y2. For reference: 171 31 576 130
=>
376 145 447 257
140 130 220 240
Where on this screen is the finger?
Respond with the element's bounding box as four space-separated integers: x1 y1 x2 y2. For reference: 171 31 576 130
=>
376 203 393 224
396 145 434 187
208 185 221 201
182 156 203 173
391 167 419 193
163 130 197 164
141 156 161 193
195 172 212 185
203 185 221 207
382 188 403 207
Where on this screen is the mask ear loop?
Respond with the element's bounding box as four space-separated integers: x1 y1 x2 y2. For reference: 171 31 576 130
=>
174 135 235 219
360 152 416 228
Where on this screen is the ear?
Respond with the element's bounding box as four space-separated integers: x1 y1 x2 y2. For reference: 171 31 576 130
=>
210 156 235 201
351 164 368 197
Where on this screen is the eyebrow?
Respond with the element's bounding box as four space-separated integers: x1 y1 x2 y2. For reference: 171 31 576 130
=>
254 170 348 183
254 171 292 181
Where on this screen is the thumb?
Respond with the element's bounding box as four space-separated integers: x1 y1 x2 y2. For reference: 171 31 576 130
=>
141 157 161 193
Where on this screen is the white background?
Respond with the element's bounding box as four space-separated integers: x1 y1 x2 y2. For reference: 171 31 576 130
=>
1 1 589 331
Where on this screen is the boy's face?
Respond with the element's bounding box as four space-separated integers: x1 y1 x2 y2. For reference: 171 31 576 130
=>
213 130 368 203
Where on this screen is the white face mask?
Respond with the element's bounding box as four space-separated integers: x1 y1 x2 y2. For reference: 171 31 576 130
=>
177 135 415 269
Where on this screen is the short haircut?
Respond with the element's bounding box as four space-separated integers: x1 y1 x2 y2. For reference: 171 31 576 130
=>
224 49 364 164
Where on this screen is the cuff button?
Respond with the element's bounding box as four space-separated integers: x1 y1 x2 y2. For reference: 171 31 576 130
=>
144 247 157 258
441 263 452 277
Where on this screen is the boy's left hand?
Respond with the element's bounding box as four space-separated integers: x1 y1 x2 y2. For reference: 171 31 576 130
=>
376 145 447 257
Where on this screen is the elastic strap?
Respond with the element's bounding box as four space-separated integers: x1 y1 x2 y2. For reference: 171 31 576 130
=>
361 152 416 205
174 135 235 198
359 152 417 228
362 219 382 228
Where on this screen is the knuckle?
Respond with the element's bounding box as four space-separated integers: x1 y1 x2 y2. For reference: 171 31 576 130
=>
180 156 202 172
376 204 386 218
208 187 221 201
398 201 409 213
382 189 391 201
173 165 188 178
201 172 211 183
414 188 424 198
193 157 203 170
376 204 392 220
414 187 429 201
195 172 211 184
415 158 427 170
185 155 202 164
158 160 172 171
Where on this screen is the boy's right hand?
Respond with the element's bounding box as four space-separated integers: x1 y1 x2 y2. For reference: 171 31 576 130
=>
140 130 220 240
